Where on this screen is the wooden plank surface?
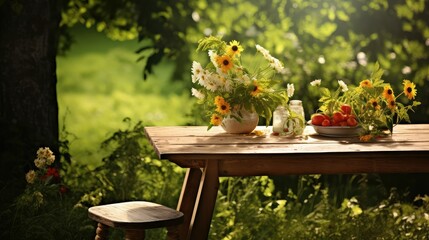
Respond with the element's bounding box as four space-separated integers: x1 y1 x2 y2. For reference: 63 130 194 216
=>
144 124 429 174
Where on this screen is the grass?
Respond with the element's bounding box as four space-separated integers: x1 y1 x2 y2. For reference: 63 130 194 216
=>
57 27 194 166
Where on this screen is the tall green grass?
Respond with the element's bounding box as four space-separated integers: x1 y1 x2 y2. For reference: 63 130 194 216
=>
57 28 194 166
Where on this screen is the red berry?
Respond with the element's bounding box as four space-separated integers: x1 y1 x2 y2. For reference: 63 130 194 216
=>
322 119 331 126
347 117 358 127
340 104 352 115
311 114 326 126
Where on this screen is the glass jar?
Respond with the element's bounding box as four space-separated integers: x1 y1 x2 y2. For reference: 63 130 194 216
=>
289 100 305 121
272 106 289 135
272 100 305 136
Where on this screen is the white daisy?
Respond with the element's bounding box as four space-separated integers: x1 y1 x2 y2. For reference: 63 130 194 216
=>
191 88 205 100
191 61 204 83
204 72 220 92
208 50 218 67
338 80 348 92
310 79 322 86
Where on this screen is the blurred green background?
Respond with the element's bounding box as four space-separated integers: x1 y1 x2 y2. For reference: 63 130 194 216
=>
57 27 194 166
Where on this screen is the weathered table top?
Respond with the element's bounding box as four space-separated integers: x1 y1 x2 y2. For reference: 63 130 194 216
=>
146 124 429 175
144 124 429 240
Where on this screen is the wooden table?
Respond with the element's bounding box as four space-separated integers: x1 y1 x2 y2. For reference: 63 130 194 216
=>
144 124 429 240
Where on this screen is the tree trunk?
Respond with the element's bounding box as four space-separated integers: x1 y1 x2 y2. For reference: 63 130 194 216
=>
0 0 60 215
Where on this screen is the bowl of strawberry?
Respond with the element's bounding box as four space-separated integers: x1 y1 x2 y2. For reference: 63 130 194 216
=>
310 104 362 137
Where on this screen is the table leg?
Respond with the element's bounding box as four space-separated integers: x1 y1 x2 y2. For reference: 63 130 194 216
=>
189 160 219 240
177 168 202 240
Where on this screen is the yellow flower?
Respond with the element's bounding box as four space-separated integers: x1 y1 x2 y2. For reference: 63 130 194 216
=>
359 134 373 142
387 98 396 110
368 98 381 110
227 40 244 57
359 79 373 88
382 85 395 100
214 97 231 115
403 79 417 100
251 81 262 97
214 96 225 105
216 55 233 73
210 114 223 126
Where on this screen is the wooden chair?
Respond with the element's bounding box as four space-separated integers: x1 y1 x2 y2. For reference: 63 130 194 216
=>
88 201 184 240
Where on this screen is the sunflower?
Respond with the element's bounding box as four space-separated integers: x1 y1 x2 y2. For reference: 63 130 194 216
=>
359 79 373 88
214 96 225 105
214 96 231 115
227 40 244 57
382 85 395 100
403 79 417 100
387 98 396 110
369 98 381 110
216 55 233 73
210 114 223 126
251 81 262 97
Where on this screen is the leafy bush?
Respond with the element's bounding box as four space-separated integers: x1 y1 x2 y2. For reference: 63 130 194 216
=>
210 175 429 240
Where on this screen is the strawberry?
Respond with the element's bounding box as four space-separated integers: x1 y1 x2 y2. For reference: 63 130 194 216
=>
311 114 326 126
340 104 352 115
332 111 345 123
347 116 358 127
322 119 331 126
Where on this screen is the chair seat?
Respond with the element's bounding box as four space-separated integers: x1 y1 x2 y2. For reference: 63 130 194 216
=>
88 201 184 230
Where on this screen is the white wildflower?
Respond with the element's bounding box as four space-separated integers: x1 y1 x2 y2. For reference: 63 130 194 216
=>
223 77 232 92
197 70 209 87
310 79 322 86
191 61 204 83
25 170 36 184
34 158 46 169
256 44 270 58
191 74 198 84
287 83 295 97
338 80 348 92
270 57 284 73
36 147 55 165
191 88 205 100
256 44 284 73
204 72 219 92
208 50 218 67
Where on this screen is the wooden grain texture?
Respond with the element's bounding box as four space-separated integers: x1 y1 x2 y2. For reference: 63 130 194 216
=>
144 124 429 240
88 201 184 230
145 125 429 174
176 168 202 240
188 160 219 240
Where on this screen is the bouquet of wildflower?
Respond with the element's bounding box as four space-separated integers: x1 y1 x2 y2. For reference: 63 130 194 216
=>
19 147 66 210
310 62 421 141
191 36 291 129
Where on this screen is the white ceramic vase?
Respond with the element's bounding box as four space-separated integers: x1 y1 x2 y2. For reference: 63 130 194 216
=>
221 109 259 134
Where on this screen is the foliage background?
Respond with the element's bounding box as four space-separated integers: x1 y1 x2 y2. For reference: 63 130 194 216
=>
3 0 429 239
60 0 429 124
